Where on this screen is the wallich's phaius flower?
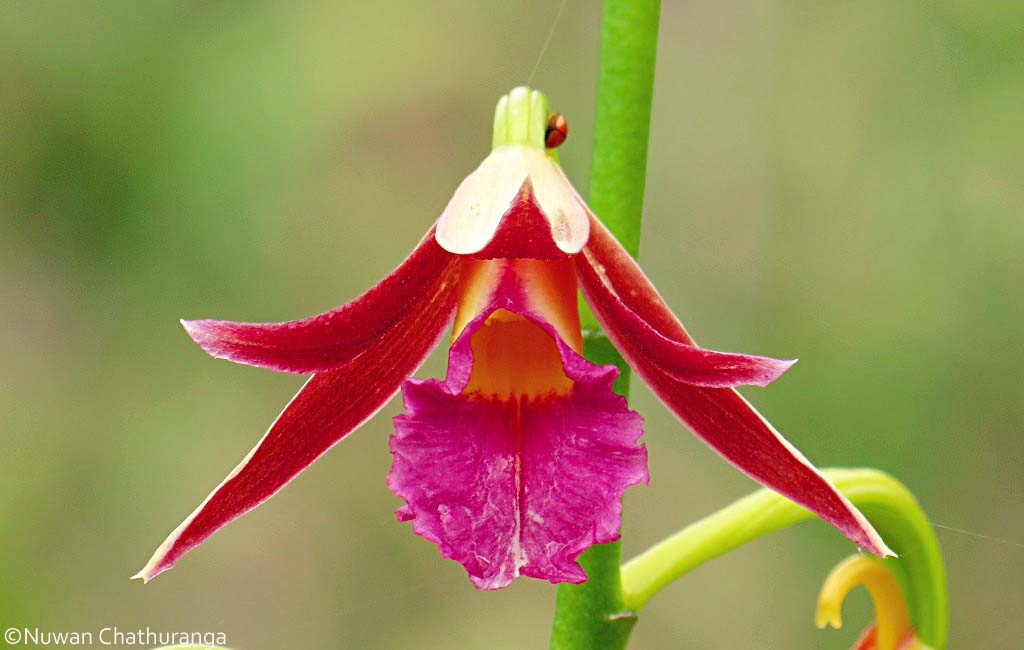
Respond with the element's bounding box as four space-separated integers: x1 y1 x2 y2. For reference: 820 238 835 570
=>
136 87 891 588
817 555 933 650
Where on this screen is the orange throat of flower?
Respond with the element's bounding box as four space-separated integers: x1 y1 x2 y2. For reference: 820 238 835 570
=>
453 258 583 402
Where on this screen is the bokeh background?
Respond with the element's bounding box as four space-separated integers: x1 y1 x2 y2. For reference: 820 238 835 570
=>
2 1 1021 648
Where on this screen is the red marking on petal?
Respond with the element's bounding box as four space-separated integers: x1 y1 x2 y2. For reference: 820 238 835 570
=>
855 626 920 650
578 214 893 558
435 148 588 256
854 625 879 650
135 246 460 582
897 629 922 650
181 228 457 373
472 180 572 260
389 316 646 589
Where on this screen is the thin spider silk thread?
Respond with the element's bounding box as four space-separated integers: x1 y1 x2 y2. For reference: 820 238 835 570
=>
929 522 1024 550
526 0 570 87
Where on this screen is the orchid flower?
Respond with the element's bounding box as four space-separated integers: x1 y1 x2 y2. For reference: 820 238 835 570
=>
817 555 934 650
136 87 891 589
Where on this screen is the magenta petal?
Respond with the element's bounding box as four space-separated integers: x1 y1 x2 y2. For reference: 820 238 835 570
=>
390 367 646 590
135 254 460 582
182 229 458 373
578 215 893 558
388 310 647 589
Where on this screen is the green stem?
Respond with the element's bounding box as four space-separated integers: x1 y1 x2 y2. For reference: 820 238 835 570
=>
550 1 660 649
620 468 948 649
587 0 661 261
550 333 634 650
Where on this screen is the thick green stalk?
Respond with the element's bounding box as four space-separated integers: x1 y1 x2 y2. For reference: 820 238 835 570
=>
550 333 634 649
620 469 948 649
587 0 661 260
550 1 660 649
550 333 634 650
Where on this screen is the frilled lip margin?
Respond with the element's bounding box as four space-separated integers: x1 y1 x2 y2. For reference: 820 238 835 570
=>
388 261 648 589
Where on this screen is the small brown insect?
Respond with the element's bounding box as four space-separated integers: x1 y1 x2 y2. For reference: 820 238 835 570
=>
545 113 569 148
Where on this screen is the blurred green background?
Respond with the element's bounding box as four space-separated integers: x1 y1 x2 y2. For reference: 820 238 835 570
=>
1 1 1021 648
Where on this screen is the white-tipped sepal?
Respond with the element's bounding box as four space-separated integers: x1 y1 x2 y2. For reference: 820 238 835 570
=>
435 147 589 256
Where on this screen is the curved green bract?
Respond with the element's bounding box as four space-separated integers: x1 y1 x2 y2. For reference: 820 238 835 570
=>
620 468 948 649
